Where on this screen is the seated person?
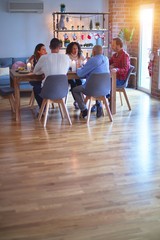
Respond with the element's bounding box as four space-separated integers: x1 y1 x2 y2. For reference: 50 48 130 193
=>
72 45 110 118
66 42 86 109
29 43 47 70
91 37 130 113
28 43 47 89
33 38 70 109
109 37 130 87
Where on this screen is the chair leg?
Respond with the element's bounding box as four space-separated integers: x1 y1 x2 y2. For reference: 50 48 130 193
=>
43 100 50 127
9 94 15 113
65 93 68 104
58 102 65 119
119 92 123 106
60 99 72 125
84 96 89 105
38 99 46 121
103 97 113 122
49 103 54 109
101 100 105 116
122 89 131 110
87 98 92 124
29 90 35 108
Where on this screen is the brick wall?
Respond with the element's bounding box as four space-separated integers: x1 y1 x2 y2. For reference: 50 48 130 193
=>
109 0 160 99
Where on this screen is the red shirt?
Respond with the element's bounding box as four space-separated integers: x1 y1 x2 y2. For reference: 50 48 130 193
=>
109 49 130 80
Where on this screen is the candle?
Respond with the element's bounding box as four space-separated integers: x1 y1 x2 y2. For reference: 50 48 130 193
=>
27 62 31 72
71 60 76 72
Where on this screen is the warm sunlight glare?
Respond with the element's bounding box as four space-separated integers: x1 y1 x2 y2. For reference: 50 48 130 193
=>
140 8 153 24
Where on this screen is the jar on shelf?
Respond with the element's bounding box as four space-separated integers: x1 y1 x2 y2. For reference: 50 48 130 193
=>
95 22 100 30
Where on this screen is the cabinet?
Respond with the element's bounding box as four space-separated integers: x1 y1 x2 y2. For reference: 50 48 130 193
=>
52 12 110 56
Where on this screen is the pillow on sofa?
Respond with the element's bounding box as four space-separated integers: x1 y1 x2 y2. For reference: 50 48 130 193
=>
0 67 9 76
12 61 26 70
0 57 12 68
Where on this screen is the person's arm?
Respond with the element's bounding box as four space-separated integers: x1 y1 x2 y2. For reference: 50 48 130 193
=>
116 53 130 80
76 57 97 78
33 55 45 75
109 56 113 65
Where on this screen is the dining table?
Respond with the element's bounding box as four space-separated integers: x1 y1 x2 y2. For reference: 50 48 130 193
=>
10 69 116 122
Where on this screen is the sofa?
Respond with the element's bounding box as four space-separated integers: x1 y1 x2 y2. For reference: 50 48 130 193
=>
0 57 32 91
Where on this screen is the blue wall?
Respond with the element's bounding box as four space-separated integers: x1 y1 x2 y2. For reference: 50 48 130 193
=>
0 0 108 57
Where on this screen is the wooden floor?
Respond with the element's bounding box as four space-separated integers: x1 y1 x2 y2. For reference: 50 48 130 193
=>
0 89 160 240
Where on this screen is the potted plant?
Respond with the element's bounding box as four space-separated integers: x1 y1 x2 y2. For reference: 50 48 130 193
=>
60 3 65 13
118 28 135 50
95 22 100 29
64 39 70 47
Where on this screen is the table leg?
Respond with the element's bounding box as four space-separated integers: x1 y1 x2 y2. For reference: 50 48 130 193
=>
13 78 21 122
110 71 116 114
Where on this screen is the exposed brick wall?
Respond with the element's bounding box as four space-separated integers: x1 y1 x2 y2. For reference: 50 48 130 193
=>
109 0 160 99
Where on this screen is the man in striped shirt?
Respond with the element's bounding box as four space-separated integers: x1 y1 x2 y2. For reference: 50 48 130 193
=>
109 37 130 87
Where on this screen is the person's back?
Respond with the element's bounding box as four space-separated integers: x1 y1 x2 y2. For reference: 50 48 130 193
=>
34 38 69 87
36 52 69 86
33 38 70 108
77 45 109 81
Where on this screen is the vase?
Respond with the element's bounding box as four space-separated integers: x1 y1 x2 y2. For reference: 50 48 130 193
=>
60 6 65 13
64 42 69 47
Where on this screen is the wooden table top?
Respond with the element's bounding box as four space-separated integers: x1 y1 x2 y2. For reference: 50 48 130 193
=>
10 69 79 81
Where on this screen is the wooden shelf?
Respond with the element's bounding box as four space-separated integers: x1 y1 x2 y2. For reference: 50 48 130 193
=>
55 29 108 32
53 12 110 55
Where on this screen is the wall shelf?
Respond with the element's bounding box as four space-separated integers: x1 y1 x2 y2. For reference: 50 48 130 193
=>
52 11 110 55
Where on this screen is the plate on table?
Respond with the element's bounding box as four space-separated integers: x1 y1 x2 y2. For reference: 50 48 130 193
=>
18 70 30 74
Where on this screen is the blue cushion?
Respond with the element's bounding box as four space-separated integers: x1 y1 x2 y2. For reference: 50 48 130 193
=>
20 82 32 90
0 58 12 68
0 75 10 87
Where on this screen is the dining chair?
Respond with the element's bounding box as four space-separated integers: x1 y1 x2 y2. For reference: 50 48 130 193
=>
38 74 72 127
83 72 113 124
0 87 15 113
29 89 55 109
116 65 134 110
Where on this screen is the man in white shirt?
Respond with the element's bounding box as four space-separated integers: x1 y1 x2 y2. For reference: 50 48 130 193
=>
33 38 70 108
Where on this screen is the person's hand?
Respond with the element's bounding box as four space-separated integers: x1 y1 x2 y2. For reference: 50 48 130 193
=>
76 61 81 68
111 68 117 73
109 64 115 70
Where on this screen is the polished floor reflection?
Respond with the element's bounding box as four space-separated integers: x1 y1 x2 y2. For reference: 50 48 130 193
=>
0 89 160 240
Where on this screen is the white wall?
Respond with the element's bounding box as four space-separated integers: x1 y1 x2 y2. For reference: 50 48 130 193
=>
0 0 108 58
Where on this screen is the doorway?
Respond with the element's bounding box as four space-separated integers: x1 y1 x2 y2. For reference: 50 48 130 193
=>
138 4 154 93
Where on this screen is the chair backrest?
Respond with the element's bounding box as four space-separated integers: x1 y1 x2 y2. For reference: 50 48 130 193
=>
83 72 111 97
40 74 68 100
118 65 134 88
